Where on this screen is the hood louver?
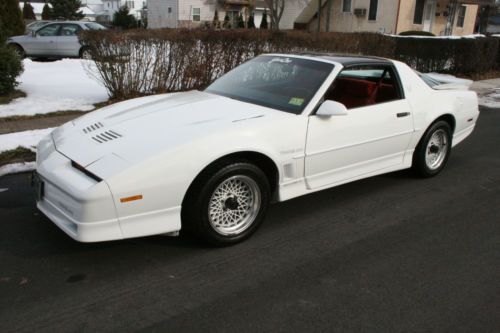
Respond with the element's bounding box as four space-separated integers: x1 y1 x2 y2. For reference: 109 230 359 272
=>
82 122 104 134
91 130 122 144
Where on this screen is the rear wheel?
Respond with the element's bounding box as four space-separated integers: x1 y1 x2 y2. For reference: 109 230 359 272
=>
182 161 270 246
412 120 452 177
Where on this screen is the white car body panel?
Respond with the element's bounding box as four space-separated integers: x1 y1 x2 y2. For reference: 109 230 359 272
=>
36 55 479 242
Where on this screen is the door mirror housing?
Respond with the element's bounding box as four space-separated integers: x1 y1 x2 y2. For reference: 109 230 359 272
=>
31 30 37 38
316 100 348 117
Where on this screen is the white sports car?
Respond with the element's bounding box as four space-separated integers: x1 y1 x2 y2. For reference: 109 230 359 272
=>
35 54 479 245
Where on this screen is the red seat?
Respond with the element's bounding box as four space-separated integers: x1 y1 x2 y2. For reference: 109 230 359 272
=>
330 77 378 109
377 83 398 103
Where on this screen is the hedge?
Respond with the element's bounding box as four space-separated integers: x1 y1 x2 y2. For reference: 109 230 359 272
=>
80 29 499 101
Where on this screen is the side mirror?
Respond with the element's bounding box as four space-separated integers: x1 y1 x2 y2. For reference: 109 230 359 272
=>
316 100 348 117
31 31 37 38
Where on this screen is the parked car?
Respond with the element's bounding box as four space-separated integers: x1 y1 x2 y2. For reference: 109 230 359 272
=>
8 21 106 59
34 54 479 245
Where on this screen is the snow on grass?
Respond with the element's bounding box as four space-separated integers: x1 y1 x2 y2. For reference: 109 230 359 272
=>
0 59 108 118
0 162 36 177
0 128 54 153
479 89 500 109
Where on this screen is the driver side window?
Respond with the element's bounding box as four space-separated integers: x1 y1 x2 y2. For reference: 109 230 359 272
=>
37 24 61 37
324 65 403 109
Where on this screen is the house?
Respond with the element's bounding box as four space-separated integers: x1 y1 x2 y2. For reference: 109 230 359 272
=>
295 0 492 36
146 0 308 30
99 0 146 22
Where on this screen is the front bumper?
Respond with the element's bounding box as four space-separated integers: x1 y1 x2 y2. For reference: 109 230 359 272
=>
36 136 122 242
35 133 183 242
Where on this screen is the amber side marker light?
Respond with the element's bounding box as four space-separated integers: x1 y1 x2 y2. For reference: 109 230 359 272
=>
120 195 143 203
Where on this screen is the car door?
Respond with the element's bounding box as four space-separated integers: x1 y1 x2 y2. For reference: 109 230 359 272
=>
25 23 61 56
58 24 83 57
304 65 414 189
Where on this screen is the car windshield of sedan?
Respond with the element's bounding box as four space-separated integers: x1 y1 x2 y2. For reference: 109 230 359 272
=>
205 55 334 114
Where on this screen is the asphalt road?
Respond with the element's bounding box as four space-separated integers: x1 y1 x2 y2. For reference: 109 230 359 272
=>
1 108 499 333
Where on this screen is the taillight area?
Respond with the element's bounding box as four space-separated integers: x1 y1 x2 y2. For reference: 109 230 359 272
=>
71 161 103 182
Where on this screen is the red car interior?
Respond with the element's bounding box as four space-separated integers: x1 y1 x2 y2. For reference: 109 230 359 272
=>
328 77 398 109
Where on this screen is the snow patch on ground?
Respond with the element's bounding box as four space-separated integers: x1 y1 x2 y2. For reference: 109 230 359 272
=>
0 128 54 153
0 162 36 177
0 59 108 118
479 89 500 109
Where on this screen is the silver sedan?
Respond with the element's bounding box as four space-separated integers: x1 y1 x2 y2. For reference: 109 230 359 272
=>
7 21 106 59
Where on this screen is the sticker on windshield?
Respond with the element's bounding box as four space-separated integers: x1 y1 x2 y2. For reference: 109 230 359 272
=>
288 97 304 106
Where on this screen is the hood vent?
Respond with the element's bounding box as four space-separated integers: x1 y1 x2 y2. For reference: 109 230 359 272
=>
83 122 104 134
91 130 122 144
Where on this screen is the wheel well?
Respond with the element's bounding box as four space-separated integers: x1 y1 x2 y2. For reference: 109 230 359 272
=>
9 43 24 52
434 114 456 133
185 151 279 201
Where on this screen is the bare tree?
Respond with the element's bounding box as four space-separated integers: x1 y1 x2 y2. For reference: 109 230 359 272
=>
264 0 285 30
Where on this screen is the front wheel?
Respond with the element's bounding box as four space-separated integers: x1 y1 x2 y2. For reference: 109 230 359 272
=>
9 44 25 59
412 120 452 177
182 161 270 246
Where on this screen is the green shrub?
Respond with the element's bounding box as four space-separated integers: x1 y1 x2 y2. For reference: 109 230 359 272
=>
399 30 435 37
113 6 137 29
0 42 24 95
0 0 25 37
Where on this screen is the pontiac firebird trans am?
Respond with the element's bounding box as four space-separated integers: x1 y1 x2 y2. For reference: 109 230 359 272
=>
35 54 479 245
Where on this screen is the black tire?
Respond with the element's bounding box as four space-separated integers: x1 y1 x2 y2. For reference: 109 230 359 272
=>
9 44 25 59
412 120 452 177
182 160 271 246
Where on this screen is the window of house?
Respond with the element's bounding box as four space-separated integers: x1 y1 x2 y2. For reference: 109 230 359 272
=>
368 0 378 21
193 8 201 21
126 1 134 9
342 0 352 13
324 66 402 109
168 7 172 14
413 0 425 24
457 5 466 28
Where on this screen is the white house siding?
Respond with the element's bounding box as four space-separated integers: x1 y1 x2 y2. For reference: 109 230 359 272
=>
148 0 179 28
279 0 309 30
305 0 398 34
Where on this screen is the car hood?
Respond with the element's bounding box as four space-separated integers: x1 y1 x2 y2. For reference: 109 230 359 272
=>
52 90 285 176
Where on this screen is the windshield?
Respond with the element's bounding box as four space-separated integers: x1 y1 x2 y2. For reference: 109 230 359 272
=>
205 55 334 114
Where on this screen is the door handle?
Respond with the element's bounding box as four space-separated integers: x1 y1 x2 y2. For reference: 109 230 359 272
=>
397 112 410 118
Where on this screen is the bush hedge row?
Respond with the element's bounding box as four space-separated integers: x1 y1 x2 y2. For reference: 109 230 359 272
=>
80 29 499 101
